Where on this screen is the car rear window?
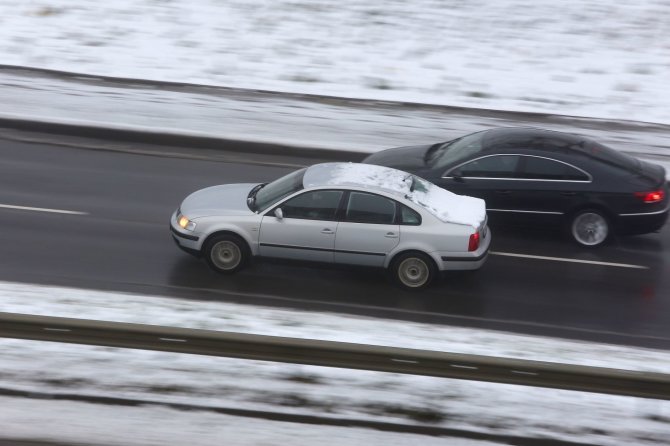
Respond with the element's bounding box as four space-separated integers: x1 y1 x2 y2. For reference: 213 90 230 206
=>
580 141 642 172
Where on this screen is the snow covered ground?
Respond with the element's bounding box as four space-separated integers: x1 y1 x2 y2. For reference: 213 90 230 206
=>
1 280 670 445
1 0 669 125
0 398 504 446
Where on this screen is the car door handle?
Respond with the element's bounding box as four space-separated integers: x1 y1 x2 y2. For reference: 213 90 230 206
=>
385 232 398 238
321 229 334 234
561 192 577 196
495 190 512 195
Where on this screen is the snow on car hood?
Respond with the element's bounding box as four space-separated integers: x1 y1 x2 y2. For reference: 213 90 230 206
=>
306 163 486 228
179 183 256 218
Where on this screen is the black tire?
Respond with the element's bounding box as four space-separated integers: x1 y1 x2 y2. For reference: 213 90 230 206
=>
568 209 610 247
203 233 250 274
390 251 436 290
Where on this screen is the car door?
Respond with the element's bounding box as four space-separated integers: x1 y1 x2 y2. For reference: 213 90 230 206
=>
259 190 344 262
436 154 522 217
512 155 592 223
334 191 400 267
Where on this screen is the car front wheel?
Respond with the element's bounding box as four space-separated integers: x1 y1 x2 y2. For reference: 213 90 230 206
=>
569 209 610 247
390 251 436 290
204 234 249 274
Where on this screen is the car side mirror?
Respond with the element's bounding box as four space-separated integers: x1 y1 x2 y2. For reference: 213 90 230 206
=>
274 208 283 219
452 172 465 183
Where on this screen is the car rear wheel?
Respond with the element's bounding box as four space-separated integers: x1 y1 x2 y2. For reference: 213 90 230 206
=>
390 252 436 290
204 234 249 274
569 209 610 247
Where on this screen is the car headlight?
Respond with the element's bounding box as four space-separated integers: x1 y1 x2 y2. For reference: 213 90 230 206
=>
177 214 197 231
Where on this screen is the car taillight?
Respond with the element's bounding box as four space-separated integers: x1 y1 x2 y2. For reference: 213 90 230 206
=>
468 231 480 252
634 189 665 203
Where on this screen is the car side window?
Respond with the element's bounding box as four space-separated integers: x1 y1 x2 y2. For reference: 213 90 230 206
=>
280 190 343 221
451 155 520 178
400 205 421 225
520 156 590 181
345 192 396 224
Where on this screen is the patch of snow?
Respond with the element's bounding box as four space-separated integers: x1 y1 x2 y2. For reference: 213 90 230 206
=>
1 280 670 445
0 397 503 446
305 163 486 227
1 0 669 124
409 176 486 229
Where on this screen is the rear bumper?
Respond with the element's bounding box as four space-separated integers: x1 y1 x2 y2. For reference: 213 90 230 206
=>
437 228 491 271
440 249 489 270
617 206 669 235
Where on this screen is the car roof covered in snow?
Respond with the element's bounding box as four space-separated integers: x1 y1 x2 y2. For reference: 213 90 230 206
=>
303 163 485 227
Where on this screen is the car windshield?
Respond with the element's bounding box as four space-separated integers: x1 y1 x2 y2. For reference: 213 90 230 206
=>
427 131 486 170
252 167 307 212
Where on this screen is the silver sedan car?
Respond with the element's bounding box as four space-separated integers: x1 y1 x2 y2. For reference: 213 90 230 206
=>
170 162 491 289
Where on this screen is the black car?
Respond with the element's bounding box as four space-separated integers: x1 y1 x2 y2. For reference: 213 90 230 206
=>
363 127 669 247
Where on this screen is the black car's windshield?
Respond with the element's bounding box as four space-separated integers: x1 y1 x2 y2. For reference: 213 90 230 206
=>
428 131 486 170
252 168 307 212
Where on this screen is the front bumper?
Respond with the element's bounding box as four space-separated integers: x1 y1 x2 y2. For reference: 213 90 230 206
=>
171 233 202 257
170 210 202 254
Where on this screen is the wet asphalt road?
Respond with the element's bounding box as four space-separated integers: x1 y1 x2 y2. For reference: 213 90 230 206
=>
1 133 669 349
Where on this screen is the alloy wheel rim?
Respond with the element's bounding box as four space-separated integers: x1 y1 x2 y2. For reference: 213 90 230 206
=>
572 213 608 246
398 257 429 288
211 241 241 270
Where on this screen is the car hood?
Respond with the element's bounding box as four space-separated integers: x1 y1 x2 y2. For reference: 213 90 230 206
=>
180 183 257 218
363 144 433 171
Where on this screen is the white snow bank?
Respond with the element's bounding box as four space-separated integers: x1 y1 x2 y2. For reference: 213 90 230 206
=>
0 397 504 446
1 280 670 446
305 163 486 227
1 0 669 124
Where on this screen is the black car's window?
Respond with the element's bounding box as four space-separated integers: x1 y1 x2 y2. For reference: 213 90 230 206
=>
279 190 343 221
345 192 396 224
400 205 421 225
450 155 520 178
483 132 574 152
520 156 590 181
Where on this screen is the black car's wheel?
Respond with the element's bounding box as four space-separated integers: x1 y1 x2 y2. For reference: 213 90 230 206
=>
390 251 436 290
204 234 250 274
569 209 610 247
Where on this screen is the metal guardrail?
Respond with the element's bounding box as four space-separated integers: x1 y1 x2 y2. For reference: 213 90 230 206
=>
1 311 669 400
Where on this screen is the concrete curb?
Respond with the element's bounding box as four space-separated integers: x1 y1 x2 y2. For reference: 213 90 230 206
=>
3 64 670 132
0 115 364 162
3 312 670 401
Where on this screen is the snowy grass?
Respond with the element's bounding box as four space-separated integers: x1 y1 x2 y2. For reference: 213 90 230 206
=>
0 0 669 124
1 280 670 445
